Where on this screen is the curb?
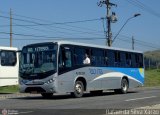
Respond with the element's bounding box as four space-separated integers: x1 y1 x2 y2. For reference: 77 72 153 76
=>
139 104 160 109
0 93 39 100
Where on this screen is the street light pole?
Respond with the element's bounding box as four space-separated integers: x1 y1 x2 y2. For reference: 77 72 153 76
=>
112 13 141 44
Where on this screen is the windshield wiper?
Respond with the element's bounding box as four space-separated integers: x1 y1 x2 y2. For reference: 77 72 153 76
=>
20 66 34 74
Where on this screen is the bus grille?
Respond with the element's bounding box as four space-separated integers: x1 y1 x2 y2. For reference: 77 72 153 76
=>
25 87 46 93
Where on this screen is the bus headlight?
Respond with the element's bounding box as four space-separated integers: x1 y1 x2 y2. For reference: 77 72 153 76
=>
45 79 55 84
20 80 27 85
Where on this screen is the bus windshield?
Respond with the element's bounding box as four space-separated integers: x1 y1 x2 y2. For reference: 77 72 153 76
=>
20 44 57 77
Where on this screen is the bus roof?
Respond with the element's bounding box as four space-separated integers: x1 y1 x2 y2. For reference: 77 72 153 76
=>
23 41 143 54
0 46 18 51
56 41 143 54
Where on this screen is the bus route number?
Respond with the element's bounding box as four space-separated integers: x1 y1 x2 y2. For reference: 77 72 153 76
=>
89 68 103 75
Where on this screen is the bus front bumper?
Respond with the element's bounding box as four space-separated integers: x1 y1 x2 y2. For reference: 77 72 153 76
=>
19 80 57 94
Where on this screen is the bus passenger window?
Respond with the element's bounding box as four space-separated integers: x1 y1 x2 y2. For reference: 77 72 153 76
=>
65 51 72 67
139 54 143 68
74 48 85 66
0 51 17 66
114 51 121 67
126 53 132 67
105 51 108 66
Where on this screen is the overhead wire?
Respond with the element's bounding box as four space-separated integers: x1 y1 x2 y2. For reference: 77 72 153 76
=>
0 15 105 37
125 0 160 18
0 10 105 34
0 15 102 26
0 10 159 50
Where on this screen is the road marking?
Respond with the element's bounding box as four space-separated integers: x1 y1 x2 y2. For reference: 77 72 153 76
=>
125 96 157 102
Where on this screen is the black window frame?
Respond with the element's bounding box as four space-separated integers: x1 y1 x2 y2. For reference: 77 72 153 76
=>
0 50 17 66
58 45 73 74
57 44 144 75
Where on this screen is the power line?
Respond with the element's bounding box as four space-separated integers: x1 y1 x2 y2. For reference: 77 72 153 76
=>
0 22 104 38
125 0 160 18
0 31 159 50
0 10 106 36
0 30 159 48
135 0 160 17
116 37 160 50
1 10 103 27
0 10 159 50
0 14 105 37
0 38 10 40
0 15 102 25
0 10 106 38
0 31 61 39
0 31 105 40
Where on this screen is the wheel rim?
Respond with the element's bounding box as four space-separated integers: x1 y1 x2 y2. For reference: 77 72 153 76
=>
75 83 82 94
122 80 128 91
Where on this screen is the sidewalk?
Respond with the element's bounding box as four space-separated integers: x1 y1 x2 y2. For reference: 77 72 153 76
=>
0 93 39 99
139 104 160 109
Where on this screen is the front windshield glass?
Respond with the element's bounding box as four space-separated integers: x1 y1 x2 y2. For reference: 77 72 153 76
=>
20 44 57 75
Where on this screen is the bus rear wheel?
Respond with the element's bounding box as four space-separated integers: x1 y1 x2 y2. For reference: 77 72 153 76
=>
114 78 128 94
71 81 84 98
41 93 53 98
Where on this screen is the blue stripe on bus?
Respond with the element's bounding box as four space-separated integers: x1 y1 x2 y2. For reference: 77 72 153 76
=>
102 67 144 84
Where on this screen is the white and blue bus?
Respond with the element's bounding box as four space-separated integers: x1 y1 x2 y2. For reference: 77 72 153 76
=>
19 41 144 98
0 46 19 86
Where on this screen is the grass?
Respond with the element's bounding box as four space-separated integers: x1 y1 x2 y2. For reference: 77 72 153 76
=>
144 69 160 87
0 85 19 93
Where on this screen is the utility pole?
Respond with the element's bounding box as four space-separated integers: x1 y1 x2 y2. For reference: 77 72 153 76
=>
132 36 134 50
98 0 117 47
10 9 12 47
106 0 111 47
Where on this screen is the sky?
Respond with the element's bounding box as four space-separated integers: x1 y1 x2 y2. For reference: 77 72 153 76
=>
0 0 160 52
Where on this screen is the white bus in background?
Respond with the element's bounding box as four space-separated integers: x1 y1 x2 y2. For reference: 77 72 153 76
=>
0 46 19 86
19 41 144 98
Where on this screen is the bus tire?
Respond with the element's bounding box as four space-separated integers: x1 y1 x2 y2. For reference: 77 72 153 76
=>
41 93 53 98
71 81 84 98
114 78 128 94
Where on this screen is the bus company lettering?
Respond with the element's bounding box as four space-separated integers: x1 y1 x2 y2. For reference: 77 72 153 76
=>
89 68 103 75
76 72 85 75
35 46 49 52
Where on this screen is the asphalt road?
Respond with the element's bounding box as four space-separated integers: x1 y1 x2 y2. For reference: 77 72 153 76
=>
0 87 160 115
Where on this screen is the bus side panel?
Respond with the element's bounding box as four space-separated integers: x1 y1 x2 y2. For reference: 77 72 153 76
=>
56 67 144 93
57 71 75 93
128 78 143 88
88 67 121 90
101 77 121 90
57 67 122 93
128 68 144 88
89 67 144 90
57 67 102 93
0 50 19 87
0 65 19 86
104 67 144 88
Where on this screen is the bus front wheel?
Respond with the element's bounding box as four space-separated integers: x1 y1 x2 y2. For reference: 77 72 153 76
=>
71 81 84 98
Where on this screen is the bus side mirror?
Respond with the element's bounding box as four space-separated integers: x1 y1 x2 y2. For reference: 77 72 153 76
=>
17 50 22 53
